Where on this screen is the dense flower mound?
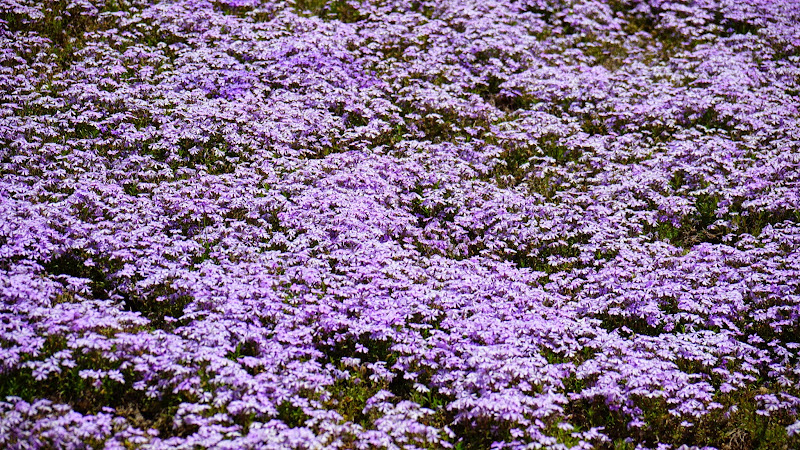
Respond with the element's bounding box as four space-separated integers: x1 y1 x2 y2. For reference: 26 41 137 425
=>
2 0 800 448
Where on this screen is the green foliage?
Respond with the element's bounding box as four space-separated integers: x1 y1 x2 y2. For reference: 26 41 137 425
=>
320 334 454 439
326 369 386 426
228 339 261 360
563 382 799 450
524 168 562 201
43 250 116 300
291 0 363 23
650 193 722 247
119 291 192 330
1 0 114 67
731 210 800 239
542 346 598 366
0 334 197 438
448 418 514 450
512 236 586 274
472 74 535 113
41 250 191 329
652 188 800 248
277 401 311 428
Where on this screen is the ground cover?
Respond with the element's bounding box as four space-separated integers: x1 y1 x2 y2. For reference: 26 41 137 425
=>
1 0 799 448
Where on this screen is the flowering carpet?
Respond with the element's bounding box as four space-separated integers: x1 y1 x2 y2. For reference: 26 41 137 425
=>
1 0 800 448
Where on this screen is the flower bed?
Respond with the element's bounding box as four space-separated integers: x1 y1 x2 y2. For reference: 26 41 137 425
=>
1 0 799 448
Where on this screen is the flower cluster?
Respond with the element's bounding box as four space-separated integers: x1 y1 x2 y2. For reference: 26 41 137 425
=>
1 0 799 448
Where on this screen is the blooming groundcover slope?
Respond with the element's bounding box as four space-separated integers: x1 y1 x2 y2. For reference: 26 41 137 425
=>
1 0 800 448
